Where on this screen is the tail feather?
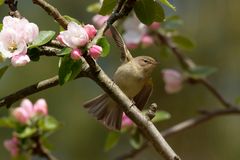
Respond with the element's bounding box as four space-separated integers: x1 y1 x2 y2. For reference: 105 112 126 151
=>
83 94 123 130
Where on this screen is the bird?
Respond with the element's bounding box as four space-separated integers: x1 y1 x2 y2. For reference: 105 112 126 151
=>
83 25 158 130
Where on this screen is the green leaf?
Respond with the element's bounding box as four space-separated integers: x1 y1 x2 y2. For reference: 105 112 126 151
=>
38 116 59 132
28 31 55 49
87 2 101 13
235 96 240 105
99 0 117 15
104 132 120 151
57 47 72 56
152 111 171 123
129 130 143 149
134 0 164 25
162 15 183 29
172 35 195 50
0 65 8 79
58 55 82 85
0 117 15 128
28 48 40 61
159 0 176 11
187 66 217 79
17 127 37 138
0 23 2 31
97 37 110 57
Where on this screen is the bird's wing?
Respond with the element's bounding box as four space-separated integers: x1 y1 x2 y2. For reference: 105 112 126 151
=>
133 79 153 110
109 25 133 63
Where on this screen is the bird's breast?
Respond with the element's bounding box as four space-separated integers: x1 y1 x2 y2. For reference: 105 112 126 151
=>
113 62 146 98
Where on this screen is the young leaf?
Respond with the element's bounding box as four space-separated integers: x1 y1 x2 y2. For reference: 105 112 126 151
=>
38 116 59 132
0 23 2 31
58 55 82 85
162 15 183 29
187 66 217 79
129 130 143 149
28 31 56 49
97 37 110 57
0 117 15 128
104 132 120 151
159 0 176 11
0 65 8 79
99 0 117 15
134 0 164 25
87 2 101 13
17 127 37 138
172 35 195 50
57 47 72 56
152 111 171 123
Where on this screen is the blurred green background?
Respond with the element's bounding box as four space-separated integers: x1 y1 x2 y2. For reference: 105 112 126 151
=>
1 0 240 160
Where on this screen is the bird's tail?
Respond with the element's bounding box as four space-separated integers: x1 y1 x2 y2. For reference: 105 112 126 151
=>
83 94 123 130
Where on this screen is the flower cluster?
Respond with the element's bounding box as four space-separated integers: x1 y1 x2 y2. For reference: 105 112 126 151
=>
12 98 48 124
162 69 183 94
57 22 102 60
122 16 160 49
0 16 39 67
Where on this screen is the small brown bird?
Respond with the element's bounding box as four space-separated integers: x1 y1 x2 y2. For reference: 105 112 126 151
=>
83 26 158 130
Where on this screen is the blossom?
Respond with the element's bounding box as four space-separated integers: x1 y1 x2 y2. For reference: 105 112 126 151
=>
3 136 19 157
84 24 97 40
141 35 154 47
2 16 39 44
34 99 48 116
162 69 183 94
11 54 30 67
92 14 109 28
0 28 27 59
59 22 89 49
12 98 48 123
121 113 133 128
89 44 102 59
12 107 30 124
71 48 82 60
0 16 39 67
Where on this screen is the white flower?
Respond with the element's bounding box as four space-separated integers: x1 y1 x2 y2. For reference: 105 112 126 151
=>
59 22 89 48
0 28 27 58
11 54 30 67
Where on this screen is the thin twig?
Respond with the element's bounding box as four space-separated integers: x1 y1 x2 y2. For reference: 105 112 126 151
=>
4 0 21 18
116 107 240 159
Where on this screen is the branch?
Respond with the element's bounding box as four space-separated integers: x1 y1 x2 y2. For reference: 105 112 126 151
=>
116 107 240 159
157 32 234 108
32 0 181 159
4 0 21 18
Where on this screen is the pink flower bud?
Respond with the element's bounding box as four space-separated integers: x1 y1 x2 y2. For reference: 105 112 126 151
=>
89 45 102 59
84 24 97 40
126 43 138 49
149 22 161 30
71 48 82 60
121 113 133 128
162 69 183 94
20 99 34 117
141 35 154 47
4 136 19 157
56 35 64 44
11 54 30 67
12 107 29 124
34 99 48 116
92 15 109 28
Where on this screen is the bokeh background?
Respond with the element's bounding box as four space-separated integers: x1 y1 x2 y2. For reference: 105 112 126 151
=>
1 0 240 160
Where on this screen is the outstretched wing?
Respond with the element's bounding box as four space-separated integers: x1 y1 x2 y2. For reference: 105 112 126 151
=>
133 79 153 110
109 25 133 63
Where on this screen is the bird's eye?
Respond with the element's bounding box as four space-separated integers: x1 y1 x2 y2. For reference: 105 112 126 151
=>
143 60 149 63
